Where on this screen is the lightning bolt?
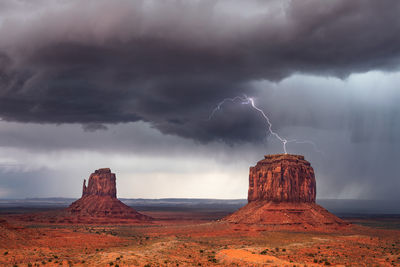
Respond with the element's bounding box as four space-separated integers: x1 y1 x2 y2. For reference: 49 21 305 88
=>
208 95 322 155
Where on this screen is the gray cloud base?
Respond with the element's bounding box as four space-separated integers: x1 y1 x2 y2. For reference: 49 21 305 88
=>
1 0 400 143
0 0 400 201
1 72 400 200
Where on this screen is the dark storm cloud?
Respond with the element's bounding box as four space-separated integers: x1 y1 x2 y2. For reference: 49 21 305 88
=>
1 0 400 142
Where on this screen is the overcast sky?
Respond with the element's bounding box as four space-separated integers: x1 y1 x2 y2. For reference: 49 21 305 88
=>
0 0 399 200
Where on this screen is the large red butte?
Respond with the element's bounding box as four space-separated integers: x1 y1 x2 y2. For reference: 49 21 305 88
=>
225 154 348 230
248 154 316 203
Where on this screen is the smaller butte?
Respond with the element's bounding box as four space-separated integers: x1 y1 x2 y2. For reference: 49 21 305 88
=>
224 154 348 231
11 168 151 224
66 168 151 223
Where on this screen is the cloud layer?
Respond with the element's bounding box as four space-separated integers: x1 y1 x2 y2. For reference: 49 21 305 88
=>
1 0 400 142
1 72 400 200
0 1 400 201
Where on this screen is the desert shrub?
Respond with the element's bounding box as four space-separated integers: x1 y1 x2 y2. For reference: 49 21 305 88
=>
144 264 151 267
28 264 32 267
208 255 217 263
115 264 119 267
199 250 204 253
4 251 8 255
324 261 331 265
282 248 286 252
275 248 279 252
260 249 268 255
109 262 113 266
313 259 318 263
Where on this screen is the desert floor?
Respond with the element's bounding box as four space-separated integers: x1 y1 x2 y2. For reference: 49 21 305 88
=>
1 208 400 266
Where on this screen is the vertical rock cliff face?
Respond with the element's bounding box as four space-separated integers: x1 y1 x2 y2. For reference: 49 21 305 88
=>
248 154 316 203
82 168 117 198
225 154 348 230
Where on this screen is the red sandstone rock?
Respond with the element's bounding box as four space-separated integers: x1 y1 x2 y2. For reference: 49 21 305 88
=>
82 168 116 198
225 154 348 230
224 202 346 230
248 154 316 203
66 168 151 222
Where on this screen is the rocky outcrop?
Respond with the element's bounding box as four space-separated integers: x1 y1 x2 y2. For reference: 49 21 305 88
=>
248 154 316 203
66 168 151 223
82 168 116 198
225 154 348 230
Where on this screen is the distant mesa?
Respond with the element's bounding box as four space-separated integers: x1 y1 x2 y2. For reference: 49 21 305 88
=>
224 154 348 230
66 168 151 222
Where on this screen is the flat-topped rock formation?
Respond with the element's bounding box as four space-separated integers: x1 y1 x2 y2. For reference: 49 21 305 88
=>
225 154 348 230
248 154 316 203
66 168 151 222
